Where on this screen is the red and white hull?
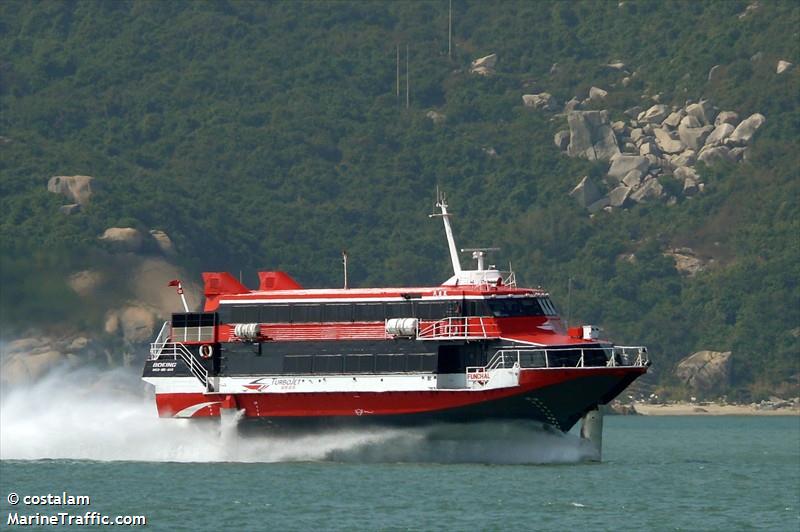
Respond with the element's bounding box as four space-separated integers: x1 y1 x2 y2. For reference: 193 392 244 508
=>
146 366 645 432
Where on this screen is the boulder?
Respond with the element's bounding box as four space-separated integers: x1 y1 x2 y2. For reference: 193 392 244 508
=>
715 111 739 126
587 196 610 214
605 61 626 70
611 121 627 135
0 334 101 387
670 149 696 168
675 350 732 393
698 146 732 166
120 305 158 344
675 167 700 196
470 54 497 76
564 97 581 113
607 154 650 181
629 177 663 203
47 175 95 206
674 166 699 181
630 128 645 144
639 140 660 157
569 176 602 208
685 100 717 126
729 147 748 162
426 110 446 124
777 60 792 74
621 76 632 87
522 93 558 111
131 257 200 315
59 204 81 215
707 64 721 82
679 115 702 129
662 110 685 128
588 86 608 101
1 350 65 386
99 227 143 252
728 113 766 145
622 169 643 189
738 2 760 20
105 312 120 335
554 130 570 151
68 270 105 297
665 247 707 275
677 124 713 151
653 127 686 154
149 230 176 257
566 110 620 161
645 154 662 169
608 185 631 208
639 104 669 124
683 176 699 196
704 123 735 147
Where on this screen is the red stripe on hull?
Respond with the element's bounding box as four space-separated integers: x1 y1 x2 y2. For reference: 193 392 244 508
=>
155 367 644 420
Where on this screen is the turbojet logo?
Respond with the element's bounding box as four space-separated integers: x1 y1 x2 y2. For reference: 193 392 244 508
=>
243 377 271 392
243 377 301 391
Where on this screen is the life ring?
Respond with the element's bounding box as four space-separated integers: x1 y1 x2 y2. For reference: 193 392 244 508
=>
199 344 213 359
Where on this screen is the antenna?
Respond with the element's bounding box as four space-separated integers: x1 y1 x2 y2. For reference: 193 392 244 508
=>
342 250 348 290
460 247 500 271
429 189 461 275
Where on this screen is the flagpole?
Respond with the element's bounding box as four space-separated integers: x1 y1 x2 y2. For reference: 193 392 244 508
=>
169 280 190 312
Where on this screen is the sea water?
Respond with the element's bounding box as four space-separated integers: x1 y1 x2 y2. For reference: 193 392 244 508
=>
1 368 798 531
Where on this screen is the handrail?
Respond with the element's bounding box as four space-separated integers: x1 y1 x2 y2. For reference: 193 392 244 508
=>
149 340 211 391
148 321 171 361
487 345 649 370
416 316 500 340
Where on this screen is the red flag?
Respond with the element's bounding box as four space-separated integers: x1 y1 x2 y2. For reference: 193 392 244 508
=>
168 280 180 287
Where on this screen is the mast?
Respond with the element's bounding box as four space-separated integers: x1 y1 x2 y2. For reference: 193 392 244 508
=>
429 191 461 276
342 250 348 289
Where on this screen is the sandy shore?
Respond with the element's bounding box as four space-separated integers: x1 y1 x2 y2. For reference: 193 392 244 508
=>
630 402 800 416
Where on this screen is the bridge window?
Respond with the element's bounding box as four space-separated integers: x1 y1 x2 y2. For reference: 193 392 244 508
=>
485 298 545 317
539 297 558 316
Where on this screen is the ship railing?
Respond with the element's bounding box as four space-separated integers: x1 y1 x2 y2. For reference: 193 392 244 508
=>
148 321 171 360
609 346 651 368
416 316 500 340
149 326 211 391
469 271 517 290
486 345 650 370
151 342 211 391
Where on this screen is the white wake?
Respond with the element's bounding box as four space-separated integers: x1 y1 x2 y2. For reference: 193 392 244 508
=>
0 365 594 464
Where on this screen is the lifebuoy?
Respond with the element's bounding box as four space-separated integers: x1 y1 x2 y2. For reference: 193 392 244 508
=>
199 344 213 359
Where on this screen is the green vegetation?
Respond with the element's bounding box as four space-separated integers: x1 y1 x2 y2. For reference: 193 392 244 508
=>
1 1 797 399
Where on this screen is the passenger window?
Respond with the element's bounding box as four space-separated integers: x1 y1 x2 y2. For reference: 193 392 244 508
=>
324 304 352 322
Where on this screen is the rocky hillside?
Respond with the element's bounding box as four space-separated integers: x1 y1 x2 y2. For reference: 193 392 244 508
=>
0 1 797 400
